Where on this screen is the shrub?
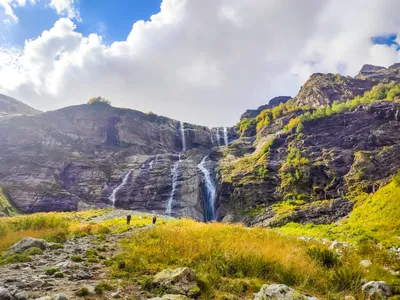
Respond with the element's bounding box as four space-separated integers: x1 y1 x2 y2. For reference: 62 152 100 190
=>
70 255 83 262
307 247 339 268
87 96 111 105
96 245 107 252
95 282 114 295
329 266 363 291
1 253 31 265
49 243 64 250
54 272 64 278
76 287 90 297
23 247 43 256
45 267 60 275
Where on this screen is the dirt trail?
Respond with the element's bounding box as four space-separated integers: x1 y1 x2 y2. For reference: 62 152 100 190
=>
0 211 158 300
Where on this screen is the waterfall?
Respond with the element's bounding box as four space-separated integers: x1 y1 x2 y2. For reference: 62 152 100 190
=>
223 126 229 145
215 128 221 146
165 154 181 215
109 170 132 207
198 156 216 221
180 121 187 151
149 154 160 169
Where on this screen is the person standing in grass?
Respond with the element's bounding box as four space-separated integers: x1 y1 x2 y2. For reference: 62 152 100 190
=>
152 215 157 225
126 214 131 225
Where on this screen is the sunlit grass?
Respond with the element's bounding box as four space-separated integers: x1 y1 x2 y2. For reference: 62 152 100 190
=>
110 219 377 299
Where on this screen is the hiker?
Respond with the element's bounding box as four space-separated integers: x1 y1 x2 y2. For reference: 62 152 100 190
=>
126 214 131 225
152 215 157 225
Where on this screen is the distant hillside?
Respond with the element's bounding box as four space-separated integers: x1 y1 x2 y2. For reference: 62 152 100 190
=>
0 93 41 117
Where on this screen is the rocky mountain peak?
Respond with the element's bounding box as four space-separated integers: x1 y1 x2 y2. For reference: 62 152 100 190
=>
0 93 41 118
240 96 292 120
359 64 386 74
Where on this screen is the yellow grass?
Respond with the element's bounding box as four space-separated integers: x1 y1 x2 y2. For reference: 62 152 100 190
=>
111 219 358 299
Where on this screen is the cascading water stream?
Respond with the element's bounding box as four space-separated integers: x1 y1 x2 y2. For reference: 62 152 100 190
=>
180 121 187 151
223 126 229 145
215 128 221 146
198 156 216 221
109 170 132 207
165 154 181 215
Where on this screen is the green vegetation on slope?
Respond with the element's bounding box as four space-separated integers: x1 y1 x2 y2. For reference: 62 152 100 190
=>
0 188 18 216
285 82 400 132
278 174 400 247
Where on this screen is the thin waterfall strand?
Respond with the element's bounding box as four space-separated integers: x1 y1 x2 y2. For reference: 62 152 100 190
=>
198 156 216 221
109 170 132 207
180 121 187 151
165 154 181 215
223 126 229 145
215 128 221 146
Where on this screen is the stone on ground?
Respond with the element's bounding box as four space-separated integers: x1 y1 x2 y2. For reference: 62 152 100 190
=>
0 287 11 300
148 295 190 300
9 237 47 253
254 284 318 300
362 281 392 298
153 267 200 297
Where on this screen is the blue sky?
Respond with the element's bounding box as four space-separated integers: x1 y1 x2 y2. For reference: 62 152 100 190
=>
2 0 162 46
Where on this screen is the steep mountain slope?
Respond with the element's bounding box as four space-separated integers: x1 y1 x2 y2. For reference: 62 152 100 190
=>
0 93 41 117
220 64 400 230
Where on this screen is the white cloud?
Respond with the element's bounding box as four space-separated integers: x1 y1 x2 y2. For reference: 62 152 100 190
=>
0 0 78 23
49 0 80 21
0 0 400 126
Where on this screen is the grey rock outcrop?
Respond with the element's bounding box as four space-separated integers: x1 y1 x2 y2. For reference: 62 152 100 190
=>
362 281 392 298
254 284 318 300
9 237 47 253
152 267 200 297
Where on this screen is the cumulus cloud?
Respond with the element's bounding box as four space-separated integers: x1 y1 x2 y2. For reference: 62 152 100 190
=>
0 0 400 126
49 0 80 20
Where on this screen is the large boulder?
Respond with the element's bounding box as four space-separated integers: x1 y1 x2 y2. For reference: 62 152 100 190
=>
254 284 318 300
9 237 47 253
0 287 11 300
153 267 200 297
362 281 392 298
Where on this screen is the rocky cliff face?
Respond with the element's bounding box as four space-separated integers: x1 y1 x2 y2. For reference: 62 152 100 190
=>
2 63 400 229
217 64 400 227
0 102 237 220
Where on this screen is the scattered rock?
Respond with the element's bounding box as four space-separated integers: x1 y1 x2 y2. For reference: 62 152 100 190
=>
13 292 28 300
9 237 47 253
329 241 347 250
362 281 392 298
70 270 92 281
360 260 372 267
148 295 190 300
0 287 11 300
153 267 200 297
53 295 68 300
254 284 318 300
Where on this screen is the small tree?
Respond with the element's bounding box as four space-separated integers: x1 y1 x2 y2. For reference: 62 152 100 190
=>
87 97 111 105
